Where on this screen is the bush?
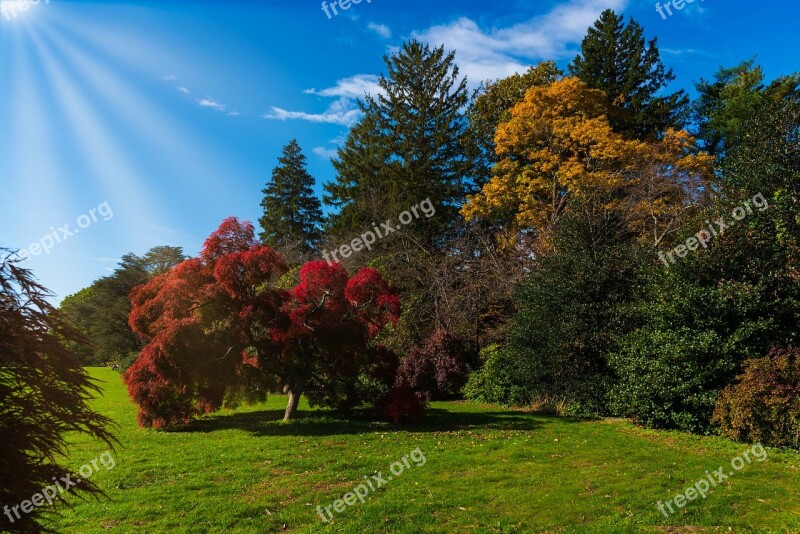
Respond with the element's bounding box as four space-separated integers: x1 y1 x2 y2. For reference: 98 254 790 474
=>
376 383 426 423
506 209 641 416
712 347 800 448
397 329 470 400
462 344 531 406
117 351 139 373
608 265 773 433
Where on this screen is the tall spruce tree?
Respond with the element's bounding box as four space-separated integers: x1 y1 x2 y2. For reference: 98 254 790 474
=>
324 40 469 246
259 140 323 261
569 9 688 139
323 40 470 349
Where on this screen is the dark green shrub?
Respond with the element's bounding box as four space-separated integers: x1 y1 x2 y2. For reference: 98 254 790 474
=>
608 264 775 433
118 351 139 373
506 209 642 416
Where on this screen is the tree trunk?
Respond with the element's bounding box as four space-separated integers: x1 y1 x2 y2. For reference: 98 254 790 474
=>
283 387 303 421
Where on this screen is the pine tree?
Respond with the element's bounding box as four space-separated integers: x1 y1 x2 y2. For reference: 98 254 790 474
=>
323 40 470 350
569 9 688 139
259 140 322 261
324 40 469 245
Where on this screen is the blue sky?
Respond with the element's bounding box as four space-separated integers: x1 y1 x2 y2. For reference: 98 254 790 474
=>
1 0 799 302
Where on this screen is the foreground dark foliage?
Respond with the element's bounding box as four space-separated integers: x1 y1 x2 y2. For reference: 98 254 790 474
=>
0 251 115 533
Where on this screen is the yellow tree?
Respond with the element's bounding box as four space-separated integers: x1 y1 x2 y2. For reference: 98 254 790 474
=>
461 77 712 246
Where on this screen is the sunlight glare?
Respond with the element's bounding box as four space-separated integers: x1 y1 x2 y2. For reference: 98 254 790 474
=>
0 0 47 22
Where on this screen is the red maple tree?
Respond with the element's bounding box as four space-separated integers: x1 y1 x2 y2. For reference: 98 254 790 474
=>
123 218 405 427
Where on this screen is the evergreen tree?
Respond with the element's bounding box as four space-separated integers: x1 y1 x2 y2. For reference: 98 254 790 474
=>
323 40 471 350
259 140 323 261
569 9 688 139
324 40 469 245
2 252 116 532
693 59 800 159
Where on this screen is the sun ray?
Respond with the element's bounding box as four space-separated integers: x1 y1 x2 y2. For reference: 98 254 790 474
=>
24 21 162 227
1 13 69 236
35 15 235 193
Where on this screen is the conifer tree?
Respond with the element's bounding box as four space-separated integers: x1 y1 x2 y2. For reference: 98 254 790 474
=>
324 40 469 246
569 9 688 139
259 140 323 262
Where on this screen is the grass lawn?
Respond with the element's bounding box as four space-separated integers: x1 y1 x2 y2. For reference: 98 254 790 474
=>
47 367 800 533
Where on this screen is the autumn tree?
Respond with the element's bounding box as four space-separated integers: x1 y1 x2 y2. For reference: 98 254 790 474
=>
259 140 323 263
461 77 711 248
461 79 710 413
466 61 563 191
1 251 115 533
569 9 688 139
287 261 401 417
123 218 402 427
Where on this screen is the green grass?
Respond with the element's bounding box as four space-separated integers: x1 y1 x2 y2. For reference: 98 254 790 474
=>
46 368 800 533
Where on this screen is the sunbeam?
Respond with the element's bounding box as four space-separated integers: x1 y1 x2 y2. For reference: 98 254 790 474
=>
1 6 70 230
24 21 162 227
36 15 240 193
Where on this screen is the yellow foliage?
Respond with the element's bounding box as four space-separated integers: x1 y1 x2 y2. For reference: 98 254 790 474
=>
461 77 712 245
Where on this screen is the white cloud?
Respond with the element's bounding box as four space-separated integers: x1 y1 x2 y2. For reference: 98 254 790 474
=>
413 0 628 84
313 146 339 159
313 135 346 159
264 97 361 127
265 1 627 128
265 75 381 126
368 22 391 38
197 97 226 112
662 48 713 57
304 74 382 99
164 77 239 117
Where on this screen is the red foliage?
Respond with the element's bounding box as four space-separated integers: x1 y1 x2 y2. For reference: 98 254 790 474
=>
397 328 470 400
345 267 401 338
712 346 800 448
201 217 260 261
123 217 405 428
376 383 427 423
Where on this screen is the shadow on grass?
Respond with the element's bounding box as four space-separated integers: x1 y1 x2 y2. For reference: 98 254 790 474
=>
178 405 567 437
